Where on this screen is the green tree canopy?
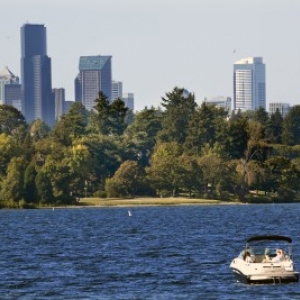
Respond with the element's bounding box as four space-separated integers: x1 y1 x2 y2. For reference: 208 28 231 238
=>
91 91 111 135
0 156 26 206
157 87 197 144
109 98 128 136
123 107 162 165
184 102 228 155
282 106 300 146
105 160 144 197
265 109 283 144
54 102 89 145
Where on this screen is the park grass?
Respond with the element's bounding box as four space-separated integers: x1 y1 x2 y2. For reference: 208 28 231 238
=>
77 197 241 207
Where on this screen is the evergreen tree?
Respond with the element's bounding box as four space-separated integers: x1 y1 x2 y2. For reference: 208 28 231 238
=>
157 87 197 144
123 107 162 165
265 109 283 144
109 98 128 136
35 171 54 204
92 91 111 135
252 107 269 126
282 106 300 146
184 102 228 155
0 157 26 205
222 114 248 159
24 162 38 203
54 102 88 145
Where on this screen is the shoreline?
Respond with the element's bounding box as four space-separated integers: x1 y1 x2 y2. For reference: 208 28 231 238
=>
74 197 245 208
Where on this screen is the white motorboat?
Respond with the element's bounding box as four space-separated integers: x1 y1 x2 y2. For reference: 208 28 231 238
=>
230 235 299 284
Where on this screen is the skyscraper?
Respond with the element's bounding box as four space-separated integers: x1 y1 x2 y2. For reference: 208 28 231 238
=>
112 81 123 101
21 23 54 126
122 92 134 110
53 88 65 121
75 55 112 111
233 57 266 111
0 66 21 107
269 102 290 117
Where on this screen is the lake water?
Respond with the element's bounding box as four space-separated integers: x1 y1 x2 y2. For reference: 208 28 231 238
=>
0 204 300 299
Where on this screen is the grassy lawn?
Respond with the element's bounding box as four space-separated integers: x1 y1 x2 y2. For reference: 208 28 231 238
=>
77 197 239 207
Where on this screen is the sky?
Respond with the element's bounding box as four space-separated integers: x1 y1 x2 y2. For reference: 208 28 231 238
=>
1 0 300 111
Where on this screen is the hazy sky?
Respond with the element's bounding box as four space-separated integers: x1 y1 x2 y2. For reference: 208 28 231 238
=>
1 0 300 111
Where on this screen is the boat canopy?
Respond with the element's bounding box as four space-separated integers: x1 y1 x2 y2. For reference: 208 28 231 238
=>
246 235 292 244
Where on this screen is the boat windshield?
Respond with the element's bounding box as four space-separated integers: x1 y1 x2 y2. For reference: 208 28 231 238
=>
245 241 292 257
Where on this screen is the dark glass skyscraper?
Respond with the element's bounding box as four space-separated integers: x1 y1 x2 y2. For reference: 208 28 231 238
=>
21 24 54 126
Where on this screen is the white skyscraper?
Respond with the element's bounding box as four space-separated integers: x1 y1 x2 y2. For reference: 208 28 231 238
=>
233 57 266 111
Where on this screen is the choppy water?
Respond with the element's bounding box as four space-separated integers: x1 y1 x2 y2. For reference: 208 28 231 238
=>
0 204 300 299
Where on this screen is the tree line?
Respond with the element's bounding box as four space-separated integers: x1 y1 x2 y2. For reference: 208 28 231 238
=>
1 87 300 208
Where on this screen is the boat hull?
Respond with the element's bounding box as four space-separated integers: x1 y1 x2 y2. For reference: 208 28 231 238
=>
231 266 299 284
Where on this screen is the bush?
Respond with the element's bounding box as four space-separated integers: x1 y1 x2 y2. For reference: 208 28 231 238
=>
93 190 107 198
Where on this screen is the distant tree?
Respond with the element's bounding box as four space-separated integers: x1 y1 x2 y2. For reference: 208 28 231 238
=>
184 102 228 155
0 156 26 206
80 135 124 190
35 171 54 204
0 104 28 136
92 91 111 135
123 107 162 166
282 106 300 146
265 156 300 201
109 98 128 136
157 87 197 144
222 114 248 159
265 109 283 144
178 154 203 197
24 162 38 203
105 160 144 197
253 107 269 126
198 146 232 199
54 102 88 145
0 133 23 177
30 119 51 141
146 142 184 197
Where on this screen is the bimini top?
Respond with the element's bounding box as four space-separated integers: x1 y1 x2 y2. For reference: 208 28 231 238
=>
246 235 292 244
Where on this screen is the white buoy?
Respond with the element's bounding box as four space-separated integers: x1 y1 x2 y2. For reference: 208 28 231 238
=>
128 210 132 217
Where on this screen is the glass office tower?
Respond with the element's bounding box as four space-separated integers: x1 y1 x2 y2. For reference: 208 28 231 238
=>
233 57 266 111
21 24 54 126
0 66 19 105
75 56 112 111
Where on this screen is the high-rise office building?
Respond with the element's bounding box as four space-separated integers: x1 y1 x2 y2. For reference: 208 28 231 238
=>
64 101 74 114
21 23 54 126
233 57 266 111
0 66 20 105
53 88 65 121
75 55 112 111
204 96 232 111
112 81 123 101
122 92 134 110
5 84 22 112
269 102 291 117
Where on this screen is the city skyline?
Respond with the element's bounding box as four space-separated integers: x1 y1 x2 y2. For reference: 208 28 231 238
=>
1 1 300 111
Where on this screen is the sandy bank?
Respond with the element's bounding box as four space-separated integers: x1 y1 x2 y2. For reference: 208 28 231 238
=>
76 197 242 207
